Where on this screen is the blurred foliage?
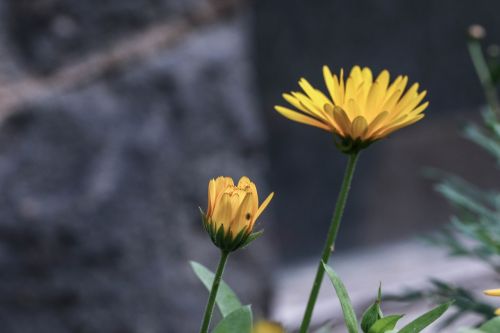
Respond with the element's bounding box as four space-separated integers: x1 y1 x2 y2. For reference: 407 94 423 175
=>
388 27 500 329
320 263 451 333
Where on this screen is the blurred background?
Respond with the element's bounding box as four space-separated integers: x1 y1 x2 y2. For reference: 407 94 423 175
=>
0 0 499 332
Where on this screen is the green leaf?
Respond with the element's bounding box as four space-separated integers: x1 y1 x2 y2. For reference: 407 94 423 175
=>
212 305 253 333
190 261 242 317
398 301 452 333
368 315 403 333
322 262 359 333
361 285 383 333
479 317 500 333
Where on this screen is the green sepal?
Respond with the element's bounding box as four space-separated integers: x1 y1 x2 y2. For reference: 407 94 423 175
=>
215 224 227 248
397 301 453 333
361 284 383 333
212 305 253 333
368 315 403 333
230 228 248 249
333 133 376 154
241 230 264 248
203 215 252 252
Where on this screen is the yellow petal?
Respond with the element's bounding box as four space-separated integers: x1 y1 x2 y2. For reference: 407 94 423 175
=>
375 69 390 92
323 65 337 104
365 81 384 116
365 111 389 138
495 308 500 316
274 106 331 131
299 78 331 107
333 106 352 135
292 92 329 121
408 101 429 116
212 192 233 230
485 289 500 296
362 67 373 84
351 116 368 139
237 176 251 188
208 179 217 216
231 192 254 234
344 76 356 103
238 177 259 214
375 114 424 138
254 192 274 224
336 68 345 105
323 104 345 135
283 93 308 113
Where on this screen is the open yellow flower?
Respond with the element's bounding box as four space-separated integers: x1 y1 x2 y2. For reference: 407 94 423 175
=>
484 289 500 315
275 65 428 153
203 176 274 252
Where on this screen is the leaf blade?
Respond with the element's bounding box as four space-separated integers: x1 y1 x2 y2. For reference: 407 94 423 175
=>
368 315 403 333
398 301 452 333
322 262 359 333
190 261 242 317
212 305 253 333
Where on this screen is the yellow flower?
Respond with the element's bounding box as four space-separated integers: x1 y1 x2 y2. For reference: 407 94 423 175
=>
484 289 500 315
275 65 428 153
203 176 274 252
253 320 286 333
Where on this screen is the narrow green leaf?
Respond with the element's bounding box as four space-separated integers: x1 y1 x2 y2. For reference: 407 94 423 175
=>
212 305 253 333
322 262 359 333
398 301 452 333
368 315 403 333
479 317 500 333
190 261 242 317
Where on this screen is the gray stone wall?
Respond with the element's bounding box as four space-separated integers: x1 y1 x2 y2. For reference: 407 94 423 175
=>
0 1 273 332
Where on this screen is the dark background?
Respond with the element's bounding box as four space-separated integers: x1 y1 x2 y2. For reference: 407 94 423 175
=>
255 0 500 258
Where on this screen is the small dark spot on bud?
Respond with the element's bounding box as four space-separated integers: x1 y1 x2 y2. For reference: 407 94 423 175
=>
245 213 251 220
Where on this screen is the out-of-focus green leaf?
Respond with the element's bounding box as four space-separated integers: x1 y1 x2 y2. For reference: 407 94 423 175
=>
464 123 500 161
190 261 242 317
479 316 500 333
315 322 334 333
458 329 484 333
322 262 359 333
212 305 252 333
368 315 403 333
397 301 452 333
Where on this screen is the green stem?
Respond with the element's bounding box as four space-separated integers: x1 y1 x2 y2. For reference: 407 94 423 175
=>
468 39 500 118
299 152 360 333
199 251 230 333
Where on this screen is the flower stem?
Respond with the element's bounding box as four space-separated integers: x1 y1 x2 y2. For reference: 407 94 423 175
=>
468 38 500 118
199 250 230 333
299 152 360 333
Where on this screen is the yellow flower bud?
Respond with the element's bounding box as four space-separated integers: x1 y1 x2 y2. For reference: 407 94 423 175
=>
203 176 274 252
484 288 500 316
